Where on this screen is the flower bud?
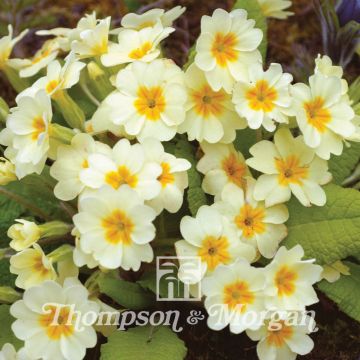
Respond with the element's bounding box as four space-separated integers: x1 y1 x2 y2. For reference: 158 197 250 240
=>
87 61 114 101
0 157 17 185
8 220 41 251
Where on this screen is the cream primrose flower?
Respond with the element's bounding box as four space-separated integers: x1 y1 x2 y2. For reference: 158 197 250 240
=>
263 245 322 311
214 179 288 259
141 138 191 214
0 343 29 360
176 205 256 284
0 157 17 185
73 186 156 270
9 39 59 78
195 8 263 93
72 228 99 269
257 0 293 19
290 73 355 159
197 142 251 198
202 259 265 334
72 16 111 59
0 91 52 179
179 63 246 143
80 138 161 201
11 278 99 360
0 25 28 69
246 128 332 207
107 59 187 141
8 220 41 252
101 22 174 67
10 244 57 289
50 133 111 201
232 63 293 132
321 260 350 283
246 313 315 360
120 6 186 30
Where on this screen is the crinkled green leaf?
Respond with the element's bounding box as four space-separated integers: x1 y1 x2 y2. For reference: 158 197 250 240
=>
0 305 22 349
0 259 16 287
101 326 187 360
318 261 360 322
283 184 360 265
137 270 169 299
233 128 257 159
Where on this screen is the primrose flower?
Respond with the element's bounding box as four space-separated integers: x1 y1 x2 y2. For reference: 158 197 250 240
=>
73 186 156 270
11 278 99 360
202 260 265 334
290 73 355 159
8 220 41 251
0 91 52 178
215 179 288 259
80 138 161 201
176 205 256 284
0 157 17 185
72 228 99 269
195 8 262 93
102 22 174 66
232 63 293 132
179 64 246 143
257 0 293 19
247 313 315 360
0 343 29 360
142 139 191 214
263 245 323 311
246 128 332 207
107 59 187 141
197 142 251 198
10 244 57 289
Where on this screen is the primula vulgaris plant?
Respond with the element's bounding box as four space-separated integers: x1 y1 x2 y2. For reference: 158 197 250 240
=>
0 1 359 360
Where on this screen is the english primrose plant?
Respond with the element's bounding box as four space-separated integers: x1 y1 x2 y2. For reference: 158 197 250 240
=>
0 1 359 360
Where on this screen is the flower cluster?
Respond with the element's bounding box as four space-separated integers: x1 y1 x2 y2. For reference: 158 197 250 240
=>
0 2 357 360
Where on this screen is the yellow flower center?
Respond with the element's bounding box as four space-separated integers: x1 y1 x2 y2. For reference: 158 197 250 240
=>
198 235 230 271
211 32 238 67
39 305 74 340
32 49 51 64
222 153 247 187
31 254 52 277
223 281 254 312
134 86 166 121
275 155 308 186
158 162 174 188
105 166 138 189
129 41 153 60
46 80 59 94
191 84 227 118
304 96 331 133
246 80 278 112
235 203 265 238
274 265 298 297
267 321 294 347
101 209 134 245
91 39 108 55
31 117 46 141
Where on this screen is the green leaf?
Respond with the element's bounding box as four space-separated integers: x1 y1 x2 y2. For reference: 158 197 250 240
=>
349 76 360 104
233 128 257 159
329 142 360 184
98 274 155 310
233 0 268 60
101 326 187 360
0 287 21 304
0 305 22 349
175 139 208 216
318 261 360 322
0 259 16 287
283 184 360 265
137 270 169 299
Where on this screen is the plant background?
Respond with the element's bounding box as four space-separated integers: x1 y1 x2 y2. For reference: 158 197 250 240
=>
0 0 359 358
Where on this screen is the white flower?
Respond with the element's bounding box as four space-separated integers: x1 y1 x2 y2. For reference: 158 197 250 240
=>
0 343 30 360
195 8 262 93
8 220 41 251
197 142 251 198
11 278 99 360
179 64 246 143
232 63 293 131
263 245 323 311
72 17 111 58
120 6 185 30
50 133 111 201
176 206 255 284
10 244 57 289
72 228 99 269
202 260 265 334
0 91 52 179
257 0 293 19
80 138 161 201
102 22 174 66
107 59 187 141
321 260 350 283
246 127 332 207
142 138 191 213
290 73 355 159
0 157 17 185
73 186 156 270
215 179 288 259
247 313 315 360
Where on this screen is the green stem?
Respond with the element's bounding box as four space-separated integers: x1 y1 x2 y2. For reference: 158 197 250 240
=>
256 128 263 142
